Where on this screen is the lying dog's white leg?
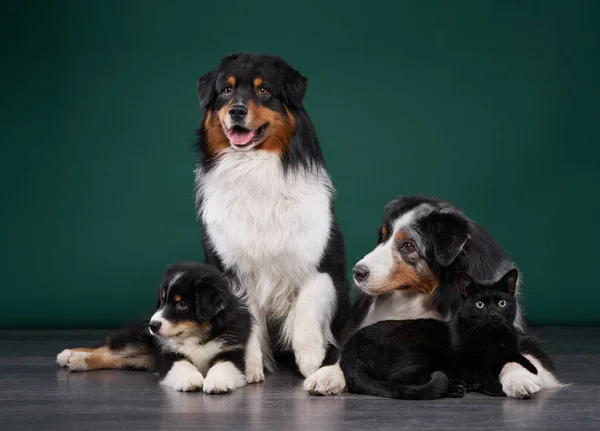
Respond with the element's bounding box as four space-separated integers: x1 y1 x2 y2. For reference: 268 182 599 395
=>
203 361 247 394
287 273 337 378
160 360 205 392
500 362 542 399
303 362 347 395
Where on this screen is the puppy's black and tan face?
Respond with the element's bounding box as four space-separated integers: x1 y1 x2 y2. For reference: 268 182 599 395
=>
149 264 226 340
197 53 307 155
352 197 470 296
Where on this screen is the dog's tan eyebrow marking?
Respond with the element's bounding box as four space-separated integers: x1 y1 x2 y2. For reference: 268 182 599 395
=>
227 76 236 87
253 77 263 87
162 290 166 298
174 294 182 302
395 231 410 241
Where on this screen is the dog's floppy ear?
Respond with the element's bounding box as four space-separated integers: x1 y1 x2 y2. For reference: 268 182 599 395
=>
428 213 470 267
456 272 475 298
282 66 308 108
197 69 218 109
195 277 226 321
499 268 519 296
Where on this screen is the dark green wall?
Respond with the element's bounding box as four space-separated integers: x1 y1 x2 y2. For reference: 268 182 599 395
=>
1 1 599 328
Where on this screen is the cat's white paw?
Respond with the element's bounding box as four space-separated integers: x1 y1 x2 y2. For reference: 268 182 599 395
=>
160 360 205 392
203 361 246 394
303 364 347 395
500 363 542 399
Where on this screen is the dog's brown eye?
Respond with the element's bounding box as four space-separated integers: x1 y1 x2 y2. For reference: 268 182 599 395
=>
401 241 415 252
176 302 188 311
258 86 269 96
222 86 233 95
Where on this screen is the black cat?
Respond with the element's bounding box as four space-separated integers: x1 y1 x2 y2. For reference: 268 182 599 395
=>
455 268 537 396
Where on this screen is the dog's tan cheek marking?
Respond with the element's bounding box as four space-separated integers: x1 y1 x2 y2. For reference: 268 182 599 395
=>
248 101 295 154
226 76 236 87
204 108 230 156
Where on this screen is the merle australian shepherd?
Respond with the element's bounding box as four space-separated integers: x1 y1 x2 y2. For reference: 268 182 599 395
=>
306 196 564 399
57 263 251 394
194 53 348 383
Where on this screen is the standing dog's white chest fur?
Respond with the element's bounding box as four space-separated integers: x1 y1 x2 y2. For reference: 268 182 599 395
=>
196 150 333 317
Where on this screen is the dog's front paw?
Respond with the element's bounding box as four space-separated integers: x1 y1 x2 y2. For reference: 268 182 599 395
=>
500 363 542 399
303 364 347 396
56 349 90 371
296 348 325 378
160 360 205 392
203 361 247 394
245 361 265 384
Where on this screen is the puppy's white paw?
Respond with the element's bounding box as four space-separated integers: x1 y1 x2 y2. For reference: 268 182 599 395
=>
501 363 542 399
303 364 347 396
160 360 205 392
203 361 247 394
56 349 73 367
245 362 265 384
295 346 325 378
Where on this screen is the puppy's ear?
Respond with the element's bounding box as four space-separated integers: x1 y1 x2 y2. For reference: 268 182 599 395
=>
428 213 470 267
195 277 226 321
456 272 475 298
500 268 519 296
282 67 308 108
197 69 217 109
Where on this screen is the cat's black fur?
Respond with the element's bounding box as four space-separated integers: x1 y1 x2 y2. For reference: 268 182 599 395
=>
340 319 466 400
455 268 537 396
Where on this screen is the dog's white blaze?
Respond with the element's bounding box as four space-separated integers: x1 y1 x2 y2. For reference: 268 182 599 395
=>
196 150 337 369
149 309 168 335
168 272 183 287
203 361 247 394
160 360 205 392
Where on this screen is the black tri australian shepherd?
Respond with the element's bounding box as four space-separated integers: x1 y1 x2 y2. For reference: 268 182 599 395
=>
305 196 564 398
194 53 348 383
57 263 251 394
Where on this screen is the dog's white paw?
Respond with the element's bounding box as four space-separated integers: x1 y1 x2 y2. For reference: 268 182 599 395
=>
303 364 347 395
295 346 325 378
245 362 265 384
57 349 90 371
56 349 73 367
160 360 205 392
501 363 542 399
203 361 247 395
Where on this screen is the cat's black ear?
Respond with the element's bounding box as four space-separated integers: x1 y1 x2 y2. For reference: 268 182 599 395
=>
195 277 227 321
500 268 519 296
456 272 475 297
197 69 218 109
427 213 470 267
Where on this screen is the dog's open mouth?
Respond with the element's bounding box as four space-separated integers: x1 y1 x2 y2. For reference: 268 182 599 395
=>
226 125 267 147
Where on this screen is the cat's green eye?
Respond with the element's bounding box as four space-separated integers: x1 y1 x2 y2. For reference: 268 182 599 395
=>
475 301 485 309
498 300 507 308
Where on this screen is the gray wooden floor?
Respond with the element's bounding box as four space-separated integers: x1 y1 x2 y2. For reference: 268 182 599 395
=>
1 327 599 430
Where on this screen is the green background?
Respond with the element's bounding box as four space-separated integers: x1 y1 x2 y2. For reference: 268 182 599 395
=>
2 0 598 328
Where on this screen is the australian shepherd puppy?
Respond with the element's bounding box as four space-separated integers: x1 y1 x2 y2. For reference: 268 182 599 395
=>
306 196 563 398
57 263 251 394
194 53 348 382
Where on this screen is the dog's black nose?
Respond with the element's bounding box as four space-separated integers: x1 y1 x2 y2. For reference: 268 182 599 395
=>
149 321 162 333
353 264 370 282
228 104 247 120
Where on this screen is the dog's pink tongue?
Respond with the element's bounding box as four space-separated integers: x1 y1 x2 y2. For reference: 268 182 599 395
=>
227 128 254 146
